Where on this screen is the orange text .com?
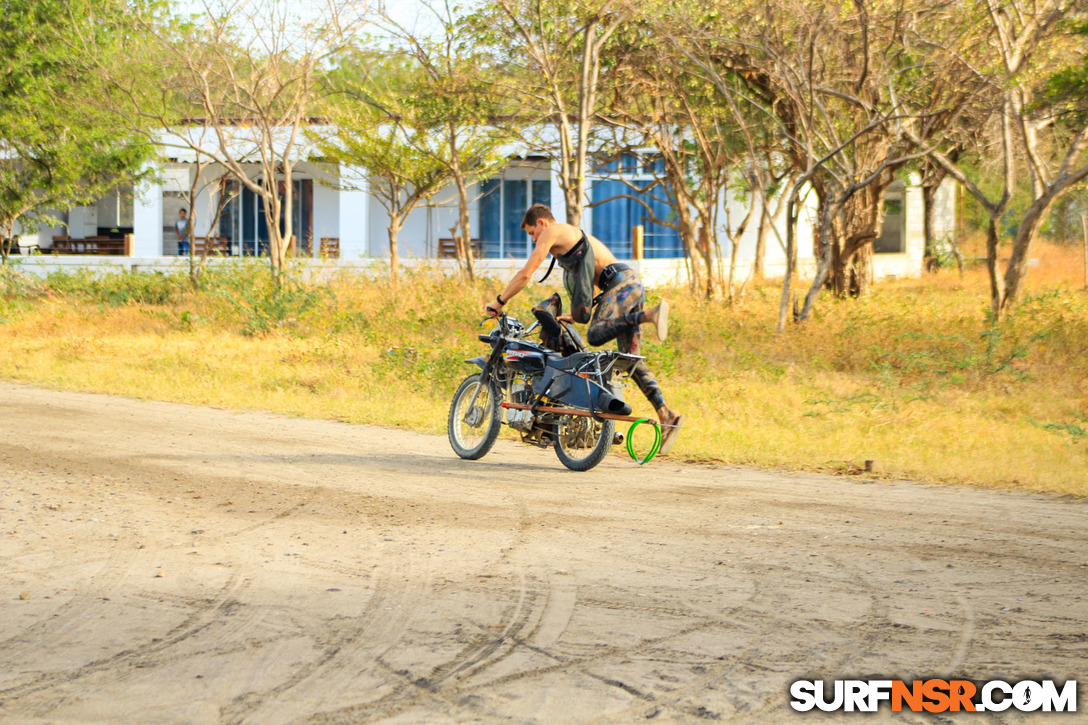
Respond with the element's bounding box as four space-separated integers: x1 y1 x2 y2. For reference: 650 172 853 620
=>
789 679 1077 713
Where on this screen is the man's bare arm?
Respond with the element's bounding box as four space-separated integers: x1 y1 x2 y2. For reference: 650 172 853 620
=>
485 231 554 316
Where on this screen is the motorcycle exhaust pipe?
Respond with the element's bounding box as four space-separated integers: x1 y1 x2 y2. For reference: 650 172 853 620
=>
597 391 632 417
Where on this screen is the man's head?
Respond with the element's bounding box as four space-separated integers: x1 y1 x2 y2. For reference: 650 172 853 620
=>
179 208 187 219
521 203 554 243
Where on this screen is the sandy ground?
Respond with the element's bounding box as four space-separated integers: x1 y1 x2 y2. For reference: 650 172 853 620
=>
0 381 1085 724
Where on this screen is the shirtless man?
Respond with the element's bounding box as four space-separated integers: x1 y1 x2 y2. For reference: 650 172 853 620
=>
484 203 683 453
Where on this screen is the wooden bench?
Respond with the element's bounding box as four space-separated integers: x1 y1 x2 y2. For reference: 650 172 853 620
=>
438 237 478 259
52 236 126 255
89 237 126 255
193 236 230 256
319 237 340 259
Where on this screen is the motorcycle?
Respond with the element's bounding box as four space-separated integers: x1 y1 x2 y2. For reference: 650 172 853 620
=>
447 311 646 471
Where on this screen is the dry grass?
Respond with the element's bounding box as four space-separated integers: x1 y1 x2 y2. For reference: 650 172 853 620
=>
1 246 1086 495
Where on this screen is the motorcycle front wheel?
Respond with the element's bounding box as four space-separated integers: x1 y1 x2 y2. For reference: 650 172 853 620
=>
554 413 615 472
448 373 502 460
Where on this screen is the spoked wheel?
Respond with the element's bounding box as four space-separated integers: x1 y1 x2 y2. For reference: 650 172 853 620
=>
554 412 615 472
448 373 501 460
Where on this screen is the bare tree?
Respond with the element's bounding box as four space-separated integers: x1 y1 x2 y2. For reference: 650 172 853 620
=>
606 99 732 297
473 0 625 225
377 1 512 281
315 108 452 293
175 144 238 286
666 0 915 320
900 0 1088 318
919 155 965 273
94 0 368 280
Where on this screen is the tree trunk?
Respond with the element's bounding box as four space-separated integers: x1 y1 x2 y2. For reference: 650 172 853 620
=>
851 244 873 296
281 171 295 269
187 202 199 286
387 219 401 294
985 218 1005 320
678 216 701 296
833 238 875 297
665 166 701 295
920 159 963 274
828 220 846 296
829 184 884 297
726 232 740 305
555 116 582 227
697 222 715 299
447 125 475 281
776 199 798 333
755 181 792 284
186 172 202 287
454 175 475 281
0 219 13 264
753 216 768 280
798 198 839 321
922 181 938 265
1082 214 1087 292
999 150 1088 313
262 181 289 282
1000 188 1059 314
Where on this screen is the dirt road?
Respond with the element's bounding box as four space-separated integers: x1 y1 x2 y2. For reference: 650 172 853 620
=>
0 381 1085 724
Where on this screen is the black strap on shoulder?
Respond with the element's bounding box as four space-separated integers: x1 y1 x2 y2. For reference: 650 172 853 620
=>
537 255 557 283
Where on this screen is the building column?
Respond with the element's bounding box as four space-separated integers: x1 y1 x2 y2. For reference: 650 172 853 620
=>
338 163 368 260
904 173 926 263
133 161 163 257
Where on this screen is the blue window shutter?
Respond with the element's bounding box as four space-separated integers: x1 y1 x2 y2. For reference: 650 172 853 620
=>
531 179 550 210
256 195 269 257
479 178 501 258
591 179 630 251
219 179 236 249
242 186 256 256
504 179 528 257
643 183 682 259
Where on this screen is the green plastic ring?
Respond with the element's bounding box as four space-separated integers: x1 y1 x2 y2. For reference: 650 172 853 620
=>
626 418 662 465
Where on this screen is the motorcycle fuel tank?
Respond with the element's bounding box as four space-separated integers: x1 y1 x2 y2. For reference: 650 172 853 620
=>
501 343 547 373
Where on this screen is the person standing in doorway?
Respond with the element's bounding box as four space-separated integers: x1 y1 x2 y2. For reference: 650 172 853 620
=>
175 208 190 256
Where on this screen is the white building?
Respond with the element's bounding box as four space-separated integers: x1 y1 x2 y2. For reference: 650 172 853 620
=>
11 131 956 286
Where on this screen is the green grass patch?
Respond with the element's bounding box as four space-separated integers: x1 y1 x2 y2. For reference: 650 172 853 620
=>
1 252 1086 495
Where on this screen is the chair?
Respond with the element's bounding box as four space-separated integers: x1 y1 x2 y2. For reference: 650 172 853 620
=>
438 238 478 259
319 237 340 259
193 236 230 256
4 238 38 255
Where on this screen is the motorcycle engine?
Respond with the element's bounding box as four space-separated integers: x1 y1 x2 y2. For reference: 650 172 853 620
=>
506 408 534 432
506 381 536 432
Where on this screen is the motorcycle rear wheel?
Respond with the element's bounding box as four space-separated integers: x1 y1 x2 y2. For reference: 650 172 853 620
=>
554 413 615 472
448 373 501 460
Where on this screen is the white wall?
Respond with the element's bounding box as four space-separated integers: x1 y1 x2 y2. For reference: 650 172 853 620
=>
933 177 957 244
337 168 368 260
393 201 431 258
312 173 340 252
693 182 820 279
715 185 820 270
29 149 929 284
367 196 387 258
364 183 464 259
66 206 98 238
133 162 164 256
